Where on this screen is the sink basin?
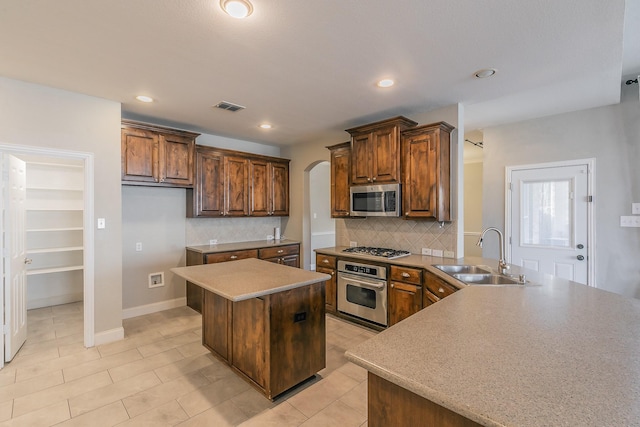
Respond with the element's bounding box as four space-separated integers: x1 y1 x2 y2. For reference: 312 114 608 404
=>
433 264 492 275
452 273 520 285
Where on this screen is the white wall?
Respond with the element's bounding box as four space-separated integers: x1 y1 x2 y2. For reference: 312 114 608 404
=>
482 83 640 298
464 161 483 257
309 162 334 269
0 77 123 335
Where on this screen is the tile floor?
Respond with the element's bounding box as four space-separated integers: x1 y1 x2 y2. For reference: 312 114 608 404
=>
0 302 377 426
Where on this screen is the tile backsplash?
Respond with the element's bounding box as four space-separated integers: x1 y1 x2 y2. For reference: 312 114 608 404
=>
336 217 457 256
186 217 281 246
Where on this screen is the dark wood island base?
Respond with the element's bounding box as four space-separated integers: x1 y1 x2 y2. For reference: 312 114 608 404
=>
202 282 326 400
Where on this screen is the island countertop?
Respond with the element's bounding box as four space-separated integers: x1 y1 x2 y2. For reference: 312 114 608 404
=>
171 258 330 302
345 279 640 426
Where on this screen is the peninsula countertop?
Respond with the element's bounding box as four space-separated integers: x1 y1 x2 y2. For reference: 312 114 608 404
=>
171 258 330 302
345 277 640 426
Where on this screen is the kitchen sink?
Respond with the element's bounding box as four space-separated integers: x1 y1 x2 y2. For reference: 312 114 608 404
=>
433 264 492 275
452 273 520 285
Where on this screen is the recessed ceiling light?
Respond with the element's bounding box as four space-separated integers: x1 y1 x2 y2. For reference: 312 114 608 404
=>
474 68 497 79
259 123 272 129
220 0 253 18
377 79 395 88
135 95 154 103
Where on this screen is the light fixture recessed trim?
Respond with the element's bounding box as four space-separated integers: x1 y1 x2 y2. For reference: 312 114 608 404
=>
474 68 497 79
135 95 154 103
220 0 253 18
377 79 395 88
259 123 272 129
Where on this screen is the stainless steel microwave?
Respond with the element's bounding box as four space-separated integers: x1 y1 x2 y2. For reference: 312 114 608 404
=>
350 183 401 217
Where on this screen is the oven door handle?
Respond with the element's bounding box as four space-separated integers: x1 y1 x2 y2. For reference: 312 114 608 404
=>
340 274 386 289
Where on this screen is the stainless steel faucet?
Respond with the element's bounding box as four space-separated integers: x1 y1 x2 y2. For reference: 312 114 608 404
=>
477 227 510 275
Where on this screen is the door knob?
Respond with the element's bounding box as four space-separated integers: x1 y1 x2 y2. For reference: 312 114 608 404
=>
24 258 32 264
577 255 585 261
577 244 584 249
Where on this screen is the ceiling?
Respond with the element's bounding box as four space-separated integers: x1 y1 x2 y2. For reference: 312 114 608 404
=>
0 0 637 148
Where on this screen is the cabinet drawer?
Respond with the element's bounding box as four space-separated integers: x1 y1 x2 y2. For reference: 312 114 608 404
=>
424 272 457 298
205 249 258 264
315 254 336 269
259 244 299 259
390 266 422 285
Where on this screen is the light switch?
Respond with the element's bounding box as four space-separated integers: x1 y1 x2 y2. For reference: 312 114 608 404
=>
136 242 142 252
620 216 640 227
633 203 640 215
97 218 105 229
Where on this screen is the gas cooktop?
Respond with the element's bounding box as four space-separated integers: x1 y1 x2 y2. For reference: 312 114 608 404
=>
342 246 412 259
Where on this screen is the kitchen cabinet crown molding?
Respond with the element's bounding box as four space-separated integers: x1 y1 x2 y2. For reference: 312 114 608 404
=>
121 119 200 138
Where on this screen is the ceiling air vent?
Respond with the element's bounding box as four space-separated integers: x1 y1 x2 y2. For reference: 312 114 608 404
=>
213 101 245 112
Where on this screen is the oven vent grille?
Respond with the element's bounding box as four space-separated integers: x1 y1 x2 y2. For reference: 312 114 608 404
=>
213 101 245 112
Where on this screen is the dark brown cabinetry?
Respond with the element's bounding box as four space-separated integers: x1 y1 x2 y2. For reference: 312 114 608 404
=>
327 142 351 218
401 122 454 221
388 265 423 326
315 254 337 313
186 243 300 313
188 147 289 218
423 270 458 308
121 120 198 187
346 116 417 185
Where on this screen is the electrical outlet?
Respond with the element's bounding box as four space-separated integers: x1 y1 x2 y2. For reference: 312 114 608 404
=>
421 248 432 255
432 249 444 257
444 251 455 258
209 239 218 245
148 272 164 288
620 216 640 227
350 241 358 247
135 242 142 252
267 234 274 240
633 203 640 215
97 218 105 229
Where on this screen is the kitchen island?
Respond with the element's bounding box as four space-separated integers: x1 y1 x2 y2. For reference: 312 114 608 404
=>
345 275 640 426
172 258 330 399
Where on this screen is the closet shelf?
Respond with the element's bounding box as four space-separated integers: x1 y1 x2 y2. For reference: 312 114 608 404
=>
27 246 83 254
27 186 83 192
27 227 83 232
26 208 83 212
26 265 84 276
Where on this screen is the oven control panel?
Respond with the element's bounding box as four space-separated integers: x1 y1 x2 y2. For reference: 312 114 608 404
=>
338 260 387 279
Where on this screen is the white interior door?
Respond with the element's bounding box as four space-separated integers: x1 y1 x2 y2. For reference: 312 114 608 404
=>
508 162 591 285
4 155 28 361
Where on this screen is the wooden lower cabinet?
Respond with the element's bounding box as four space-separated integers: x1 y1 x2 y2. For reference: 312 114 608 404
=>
423 270 458 308
368 373 482 427
388 265 423 326
201 283 326 399
315 254 337 313
186 244 300 313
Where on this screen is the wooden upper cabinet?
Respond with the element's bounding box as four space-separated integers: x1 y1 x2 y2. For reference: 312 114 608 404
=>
249 158 290 217
225 155 250 217
401 122 454 221
328 142 351 218
346 116 417 185
187 146 223 217
121 120 198 187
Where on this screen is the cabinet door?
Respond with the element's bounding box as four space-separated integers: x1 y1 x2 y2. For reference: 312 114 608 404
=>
371 125 400 184
192 148 223 217
350 133 372 185
270 161 289 216
388 282 423 326
224 156 249 216
424 271 457 300
316 266 336 313
330 144 351 218
159 134 195 186
249 159 270 216
121 128 159 183
402 130 437 219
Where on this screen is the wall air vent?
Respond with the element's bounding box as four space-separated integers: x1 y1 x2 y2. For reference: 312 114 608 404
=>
213 101 246 112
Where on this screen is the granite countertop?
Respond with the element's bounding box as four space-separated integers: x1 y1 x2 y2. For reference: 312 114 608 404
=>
187 239 299 254
345 272 640 426
171 258 329 302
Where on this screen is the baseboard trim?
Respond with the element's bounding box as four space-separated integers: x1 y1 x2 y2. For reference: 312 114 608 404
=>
94 327 124 346
122 297 187 320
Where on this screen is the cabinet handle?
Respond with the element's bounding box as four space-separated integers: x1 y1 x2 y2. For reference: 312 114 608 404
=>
230 255 238 260
372 177 376 181
277 249 284 254
322 259 329 264
401 272 410 278
331 271 335 276
391 283 394 288
438 287 444 294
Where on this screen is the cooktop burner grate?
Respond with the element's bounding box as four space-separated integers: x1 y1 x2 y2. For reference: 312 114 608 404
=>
342 246 411 259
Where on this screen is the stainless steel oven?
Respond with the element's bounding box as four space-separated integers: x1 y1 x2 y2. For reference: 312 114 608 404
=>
337 260 387 326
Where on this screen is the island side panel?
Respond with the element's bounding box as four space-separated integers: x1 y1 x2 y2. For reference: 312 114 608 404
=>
368 373 483 427
232 297 269 390
186 249 204 313
269 281 326 397
202 289 231 361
